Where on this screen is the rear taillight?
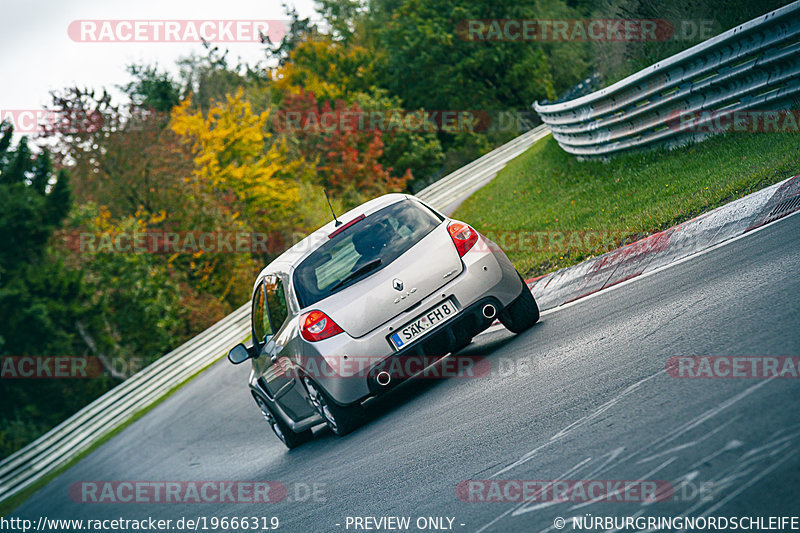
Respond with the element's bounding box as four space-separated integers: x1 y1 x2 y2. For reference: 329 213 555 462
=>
448 221 479 257
300 310 344 342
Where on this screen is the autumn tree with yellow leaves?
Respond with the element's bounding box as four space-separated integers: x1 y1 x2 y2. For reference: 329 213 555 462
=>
271 35 378 104
170 88 304 230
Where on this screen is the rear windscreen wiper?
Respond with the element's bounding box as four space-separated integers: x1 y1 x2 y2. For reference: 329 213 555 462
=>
330 259 383 292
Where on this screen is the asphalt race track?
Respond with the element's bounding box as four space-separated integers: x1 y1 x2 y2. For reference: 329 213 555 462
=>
15 212 800 532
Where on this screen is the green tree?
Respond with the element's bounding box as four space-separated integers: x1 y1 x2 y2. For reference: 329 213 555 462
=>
121 64 182 113
177 44 273 116
589 0 794 84
0 130 72 275
352 90 445 190
371 0 558 111
0 123 115 459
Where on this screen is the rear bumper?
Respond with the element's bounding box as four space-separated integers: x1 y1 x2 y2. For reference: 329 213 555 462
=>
364 295 501 395
296 235 522 405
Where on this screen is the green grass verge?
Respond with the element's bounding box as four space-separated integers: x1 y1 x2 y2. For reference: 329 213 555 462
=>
0 353 229 517
453 131 800 277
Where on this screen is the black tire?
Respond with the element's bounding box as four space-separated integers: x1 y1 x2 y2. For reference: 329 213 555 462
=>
499 274 540 334
253 393 312 449
302 376 363 436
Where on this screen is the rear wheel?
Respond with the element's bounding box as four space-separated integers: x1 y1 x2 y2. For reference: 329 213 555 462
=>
302 376 363 436
499 273 540 334
253 393 312 449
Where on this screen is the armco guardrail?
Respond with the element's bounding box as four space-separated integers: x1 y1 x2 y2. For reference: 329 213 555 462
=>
0 123 548 506
534 1 800 157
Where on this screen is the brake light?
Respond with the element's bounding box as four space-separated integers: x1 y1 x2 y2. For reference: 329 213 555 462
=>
328 214 365 239
448 222 479 257
300 310 344 342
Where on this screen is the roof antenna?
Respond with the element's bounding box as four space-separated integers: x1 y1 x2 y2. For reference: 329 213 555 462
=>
324 189 342 226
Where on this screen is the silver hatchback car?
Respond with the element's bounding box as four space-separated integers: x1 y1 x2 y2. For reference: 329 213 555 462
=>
228 194 539 448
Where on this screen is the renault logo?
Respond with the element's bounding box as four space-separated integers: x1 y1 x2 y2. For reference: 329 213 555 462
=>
392 278 404 291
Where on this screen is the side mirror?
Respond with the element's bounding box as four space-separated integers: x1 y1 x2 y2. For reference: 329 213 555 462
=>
228 343 254 365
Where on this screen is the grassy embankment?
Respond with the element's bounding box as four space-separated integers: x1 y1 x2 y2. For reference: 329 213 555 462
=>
453 131 800 277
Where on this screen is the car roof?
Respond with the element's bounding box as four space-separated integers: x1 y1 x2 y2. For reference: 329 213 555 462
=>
253 193 415 288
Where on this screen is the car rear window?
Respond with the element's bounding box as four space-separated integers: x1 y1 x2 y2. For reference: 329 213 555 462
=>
293 199 442 308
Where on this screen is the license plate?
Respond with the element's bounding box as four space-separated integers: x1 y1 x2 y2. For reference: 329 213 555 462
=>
390 300 457 349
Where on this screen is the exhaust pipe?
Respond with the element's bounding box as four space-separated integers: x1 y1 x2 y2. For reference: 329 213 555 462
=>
376 371 391 386
482 304 497 319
